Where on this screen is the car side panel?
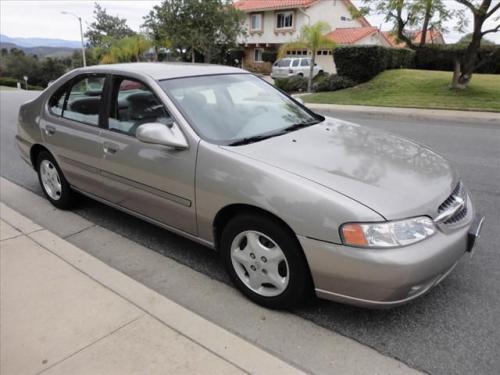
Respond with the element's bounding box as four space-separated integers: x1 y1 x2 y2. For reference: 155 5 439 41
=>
195 141 383 245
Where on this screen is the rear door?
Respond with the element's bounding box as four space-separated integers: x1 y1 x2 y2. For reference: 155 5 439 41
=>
97 75 197 234
41 73 109 197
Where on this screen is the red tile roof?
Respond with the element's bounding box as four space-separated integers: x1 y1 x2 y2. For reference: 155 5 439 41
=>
325 27 378 45
382 28 445 48
382 31 406 48
233 0 371 27
234 0 318 11
413 29 445 44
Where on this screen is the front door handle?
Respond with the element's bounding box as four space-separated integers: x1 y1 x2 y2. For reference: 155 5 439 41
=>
103 142 119 155
44 125 56 135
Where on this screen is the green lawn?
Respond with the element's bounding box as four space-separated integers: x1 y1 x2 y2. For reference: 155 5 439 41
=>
304 69 500 112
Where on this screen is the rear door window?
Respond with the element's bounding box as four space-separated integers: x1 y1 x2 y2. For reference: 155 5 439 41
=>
292 59 300 67
63 75 106 126
48 85 68 116
107 77 171 136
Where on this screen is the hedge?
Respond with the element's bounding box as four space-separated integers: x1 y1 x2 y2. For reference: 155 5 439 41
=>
0 76 44 90
274 75 308 92
312 74 356 92
333 46 415 83
415 45 500 74
0 77 20 88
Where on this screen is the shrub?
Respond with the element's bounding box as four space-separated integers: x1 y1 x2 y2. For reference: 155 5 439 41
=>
0 76 20 88
227 48 245 63
415 45 500 74
0 76 43 90
262 49 278 63
334 46 415 83
274 75 308 93
312 74 356 92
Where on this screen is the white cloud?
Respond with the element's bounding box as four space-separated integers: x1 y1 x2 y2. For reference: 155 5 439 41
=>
0 0 161 41
0 0 498 43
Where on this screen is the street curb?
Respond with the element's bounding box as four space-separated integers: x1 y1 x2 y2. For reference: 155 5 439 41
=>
303 102 500 125
0 202 304 375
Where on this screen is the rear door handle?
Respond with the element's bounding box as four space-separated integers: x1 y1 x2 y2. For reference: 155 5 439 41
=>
44 125 56 135
103 142 119 155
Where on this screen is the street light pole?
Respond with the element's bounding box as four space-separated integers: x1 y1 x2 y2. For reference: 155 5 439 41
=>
61 11 86 67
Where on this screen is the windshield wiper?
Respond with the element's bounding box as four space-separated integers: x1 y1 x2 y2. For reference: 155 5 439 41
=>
228 134 274 146
282 119 322 132
228 119 323 146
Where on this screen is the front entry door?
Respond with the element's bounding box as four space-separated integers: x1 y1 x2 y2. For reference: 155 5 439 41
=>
98 76 197 234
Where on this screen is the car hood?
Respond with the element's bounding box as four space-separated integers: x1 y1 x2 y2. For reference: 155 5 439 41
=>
223 117 458 220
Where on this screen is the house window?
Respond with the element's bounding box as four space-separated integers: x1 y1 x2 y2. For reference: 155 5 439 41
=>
254 48 263 62
250 13 262 31
340 16 352 21
276 11 293 29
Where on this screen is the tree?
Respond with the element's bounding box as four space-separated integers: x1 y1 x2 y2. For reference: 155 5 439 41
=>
352 0 455 49
457 32 495 45
451 0 500 88
85 3 136 48
100 35 152 64
143 0 245 63
278 22 336 92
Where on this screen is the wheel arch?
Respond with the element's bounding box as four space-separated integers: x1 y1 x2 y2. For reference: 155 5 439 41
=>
213 203 316 295
30 144 51 170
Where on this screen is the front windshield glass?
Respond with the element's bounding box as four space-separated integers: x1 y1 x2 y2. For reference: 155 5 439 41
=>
160 74 320 144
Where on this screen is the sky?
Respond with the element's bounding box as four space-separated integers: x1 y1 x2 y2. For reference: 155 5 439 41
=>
0 0 499 44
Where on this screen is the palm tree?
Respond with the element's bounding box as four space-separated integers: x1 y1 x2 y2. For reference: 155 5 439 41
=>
101 35 152 64
279 22 336 92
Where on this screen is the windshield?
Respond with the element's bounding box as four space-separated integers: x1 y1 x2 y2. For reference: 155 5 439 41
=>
160 74 320 144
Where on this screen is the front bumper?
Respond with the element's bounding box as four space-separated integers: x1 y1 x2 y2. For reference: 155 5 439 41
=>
299 211 484 309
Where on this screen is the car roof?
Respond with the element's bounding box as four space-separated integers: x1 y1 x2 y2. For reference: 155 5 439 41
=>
75 62 247 80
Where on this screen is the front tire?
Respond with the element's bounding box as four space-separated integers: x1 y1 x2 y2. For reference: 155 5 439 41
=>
221 214 311 309
36 150 74 209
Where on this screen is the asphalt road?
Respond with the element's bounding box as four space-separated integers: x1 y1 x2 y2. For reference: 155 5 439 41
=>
2 90 500 375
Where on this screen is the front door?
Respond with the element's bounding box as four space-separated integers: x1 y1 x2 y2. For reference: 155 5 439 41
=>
98 76 197 234
41 73 108 197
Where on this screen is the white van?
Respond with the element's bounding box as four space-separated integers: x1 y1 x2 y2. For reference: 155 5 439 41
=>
271 57 323 79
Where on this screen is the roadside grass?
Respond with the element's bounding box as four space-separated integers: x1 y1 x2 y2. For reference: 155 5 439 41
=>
0 86 16 91
303 69 500 112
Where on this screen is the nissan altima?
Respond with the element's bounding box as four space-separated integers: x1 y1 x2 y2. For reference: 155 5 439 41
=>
16 63 484 309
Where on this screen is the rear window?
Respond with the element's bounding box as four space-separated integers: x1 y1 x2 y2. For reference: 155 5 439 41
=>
275 59 291 67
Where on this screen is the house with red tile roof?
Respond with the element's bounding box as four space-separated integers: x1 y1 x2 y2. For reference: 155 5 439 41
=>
234 0 390 73
383 27 445 48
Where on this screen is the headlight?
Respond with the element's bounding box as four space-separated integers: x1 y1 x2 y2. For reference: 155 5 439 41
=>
340 217 436 248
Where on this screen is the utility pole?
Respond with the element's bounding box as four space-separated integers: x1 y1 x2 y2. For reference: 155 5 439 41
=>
61 11 86 67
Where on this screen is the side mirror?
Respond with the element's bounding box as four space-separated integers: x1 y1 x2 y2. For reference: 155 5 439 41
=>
136 121 188 150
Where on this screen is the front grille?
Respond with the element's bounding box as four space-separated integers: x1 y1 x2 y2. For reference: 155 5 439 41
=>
438 182 468 225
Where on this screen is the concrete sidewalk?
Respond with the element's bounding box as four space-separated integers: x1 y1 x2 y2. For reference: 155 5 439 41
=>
0 203 302 375
303 102 500 124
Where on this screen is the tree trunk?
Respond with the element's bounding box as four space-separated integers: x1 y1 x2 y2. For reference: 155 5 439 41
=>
450 59 464 89
204 50 211 63
307 50 315 92
191 49 196 63
419 0 433 47
457 13 484 88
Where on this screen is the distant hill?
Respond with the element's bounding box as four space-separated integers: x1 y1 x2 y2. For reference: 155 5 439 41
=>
0 35 77 58
0 34 81 49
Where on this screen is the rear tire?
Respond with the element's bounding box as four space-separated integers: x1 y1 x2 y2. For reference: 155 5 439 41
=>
221 213 311 309
36 150 75 209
